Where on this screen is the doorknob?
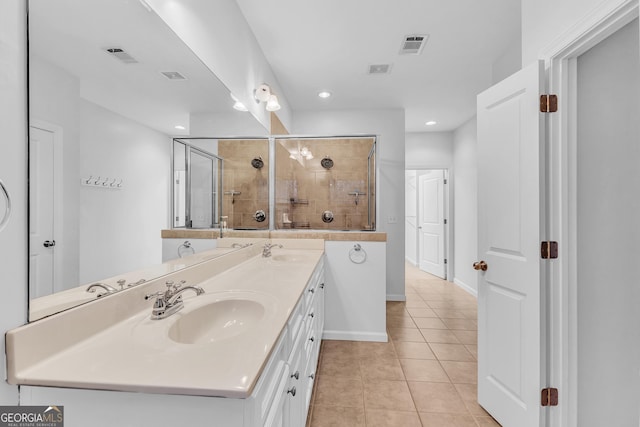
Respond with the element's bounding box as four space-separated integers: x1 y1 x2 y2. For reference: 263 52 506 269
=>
473 261 487 271
43 240 56 248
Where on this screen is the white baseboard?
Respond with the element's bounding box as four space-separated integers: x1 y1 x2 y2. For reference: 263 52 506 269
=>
405 257 417 266
454 278 478 298
386 294 406 302
322 330 388 342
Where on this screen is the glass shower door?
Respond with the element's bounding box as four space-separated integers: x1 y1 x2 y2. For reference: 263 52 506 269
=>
186 148 219 228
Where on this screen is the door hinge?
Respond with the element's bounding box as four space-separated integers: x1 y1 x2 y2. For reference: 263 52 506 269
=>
540 94 558 113
444 259 447 264
444 219 447 225
444 179 448 184
541 241 558 259
541 388 558 407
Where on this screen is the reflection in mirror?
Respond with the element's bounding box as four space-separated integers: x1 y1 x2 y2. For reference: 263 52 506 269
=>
27 0 264 321
275 137 376 230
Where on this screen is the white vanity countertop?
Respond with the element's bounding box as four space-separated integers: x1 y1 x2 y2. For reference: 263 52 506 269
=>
8 246 324 398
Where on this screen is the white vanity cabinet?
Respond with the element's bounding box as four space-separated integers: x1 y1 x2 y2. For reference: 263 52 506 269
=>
19 256 325 427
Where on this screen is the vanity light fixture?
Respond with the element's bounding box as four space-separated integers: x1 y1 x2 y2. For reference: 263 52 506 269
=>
318 91 332 99
425 120 437 126
254 83 282 111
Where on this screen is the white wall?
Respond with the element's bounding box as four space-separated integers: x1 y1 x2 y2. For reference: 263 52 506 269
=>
30 56 81 289
405 132 453 169
78 101 171 284
292 109 406 300
452 117 478 295
521 0 613 64
491 36 522 84
146 0 292 132
190 112 268 137
576 18 639 426
0 0 27 404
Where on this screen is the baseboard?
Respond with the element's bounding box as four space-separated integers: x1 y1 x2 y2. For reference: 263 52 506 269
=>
322 330 388 342
386 294 406 302
454 278 478 298
405 257 417 266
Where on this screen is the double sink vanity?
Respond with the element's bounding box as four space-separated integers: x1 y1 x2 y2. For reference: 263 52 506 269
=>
6 235 386 426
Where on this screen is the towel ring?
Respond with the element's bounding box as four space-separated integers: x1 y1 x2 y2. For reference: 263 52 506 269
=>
0 179 11 233
178 240 195 258
349 243 367 264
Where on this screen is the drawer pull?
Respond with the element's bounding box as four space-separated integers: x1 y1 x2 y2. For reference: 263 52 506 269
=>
308 312 314 318
309 336 315 342
291 371 299 380
319 283 324 289
309 373 315 380
287 387 296 397
308 288 315 294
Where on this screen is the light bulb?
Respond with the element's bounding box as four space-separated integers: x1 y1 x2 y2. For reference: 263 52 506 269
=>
266 94 281 111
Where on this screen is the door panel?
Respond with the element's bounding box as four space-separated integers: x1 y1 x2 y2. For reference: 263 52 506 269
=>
418 170 445 278
477 60 545 427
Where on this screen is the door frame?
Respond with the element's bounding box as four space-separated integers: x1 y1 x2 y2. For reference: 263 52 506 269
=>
541 1 639 426
29 119 64 294
404 168 451 281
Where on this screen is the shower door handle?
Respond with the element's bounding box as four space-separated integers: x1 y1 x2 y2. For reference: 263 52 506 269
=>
0 179 11 233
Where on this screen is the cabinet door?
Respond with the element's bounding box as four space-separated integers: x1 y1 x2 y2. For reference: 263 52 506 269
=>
264 365 291 427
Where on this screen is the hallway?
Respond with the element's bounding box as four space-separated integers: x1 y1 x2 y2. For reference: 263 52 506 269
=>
307 263 500 426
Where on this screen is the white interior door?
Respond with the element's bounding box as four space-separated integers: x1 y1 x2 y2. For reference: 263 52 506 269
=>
29 126 55 298
405 170 418 265
476 60 545 427
418 170 445 279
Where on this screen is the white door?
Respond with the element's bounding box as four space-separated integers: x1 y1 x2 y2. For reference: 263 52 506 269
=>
405 170 418 265
418 170 445 278
29 126 55 298
476 60 545 427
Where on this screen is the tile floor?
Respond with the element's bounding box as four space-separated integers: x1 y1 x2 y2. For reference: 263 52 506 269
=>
306 263 501 427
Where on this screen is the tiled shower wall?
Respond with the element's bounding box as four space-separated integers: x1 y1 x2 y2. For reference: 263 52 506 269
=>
218 139 269 229
275 138 375 230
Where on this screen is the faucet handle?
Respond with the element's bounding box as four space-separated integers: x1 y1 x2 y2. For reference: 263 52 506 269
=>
144 291 163 300
173 280 186 291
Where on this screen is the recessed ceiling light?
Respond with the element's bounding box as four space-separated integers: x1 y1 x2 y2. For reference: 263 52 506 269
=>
318 91 332 99
174 125 186 130
425 121 437 126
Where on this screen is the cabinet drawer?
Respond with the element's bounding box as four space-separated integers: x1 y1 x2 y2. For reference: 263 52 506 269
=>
248 332 287 425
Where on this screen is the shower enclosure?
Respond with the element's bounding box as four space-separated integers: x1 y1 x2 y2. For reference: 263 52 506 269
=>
172 136 376 231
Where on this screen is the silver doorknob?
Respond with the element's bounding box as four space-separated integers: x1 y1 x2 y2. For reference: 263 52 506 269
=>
473 261 488 271
43 240 56 248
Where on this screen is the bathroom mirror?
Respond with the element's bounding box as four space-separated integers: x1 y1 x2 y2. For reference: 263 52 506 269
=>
27 0 268 321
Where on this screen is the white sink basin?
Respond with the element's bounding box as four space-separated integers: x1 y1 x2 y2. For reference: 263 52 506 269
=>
168 298 267 345
270 253 311 263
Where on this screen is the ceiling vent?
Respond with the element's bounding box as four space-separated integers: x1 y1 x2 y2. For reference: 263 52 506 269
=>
400 34 429 55
368 64 392 75
160 71 187 80
104 48 138 64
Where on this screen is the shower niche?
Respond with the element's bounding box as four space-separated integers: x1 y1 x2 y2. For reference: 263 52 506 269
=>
172 136 375 232
275 136 376 231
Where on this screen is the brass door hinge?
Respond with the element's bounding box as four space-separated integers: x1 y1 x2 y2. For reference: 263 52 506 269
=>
540 94 558 113
541 388 558 406
541 241 558 259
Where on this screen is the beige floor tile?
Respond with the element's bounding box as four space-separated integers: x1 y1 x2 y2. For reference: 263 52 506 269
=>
319 354 361 378
386 315 417 329
386 302 407 315
315 376 364 407
420 328 461 344
360 358 405 381
354 341 398 360
406 307 438 318
475 415 503 426
441 361 478 384
465 344 478 359
405 299 429 309
461 310 478 320
365 409 422 427
433 308 469 318
442 318 478 331
399 359 450 382
408 381 468 413
393 341 436 360
419 412 478 427
454 383 490 416
363 379 416 411
429 343 476 362
425 300 476 309
452 330 478 345
388 328 426 342
413 317 448 329
310 405 366 427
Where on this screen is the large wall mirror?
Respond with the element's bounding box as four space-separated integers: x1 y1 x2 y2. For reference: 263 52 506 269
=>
28 0 267 321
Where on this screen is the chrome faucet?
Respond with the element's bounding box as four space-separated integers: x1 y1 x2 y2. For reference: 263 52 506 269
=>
86 282 117 297
262 242 283 258
144 280 205 320
232 242 253 248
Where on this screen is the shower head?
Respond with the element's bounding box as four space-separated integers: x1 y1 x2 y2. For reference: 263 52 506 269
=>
251 156 264 169
321 156 334 169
